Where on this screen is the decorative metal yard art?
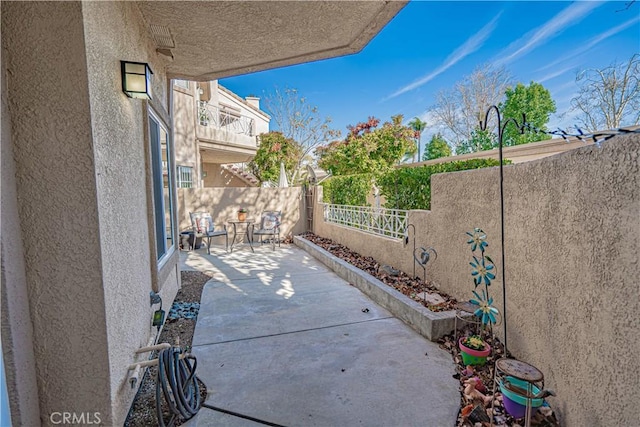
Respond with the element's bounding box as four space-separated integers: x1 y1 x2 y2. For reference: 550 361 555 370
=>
478 105 528 355
404 223 437 282
466 228 499 329
415 246 437 283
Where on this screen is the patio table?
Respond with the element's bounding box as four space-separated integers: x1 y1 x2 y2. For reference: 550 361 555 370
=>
228 221 254 253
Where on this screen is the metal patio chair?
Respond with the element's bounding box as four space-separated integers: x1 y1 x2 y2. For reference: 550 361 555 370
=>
189 211 228 254
250 211 281 250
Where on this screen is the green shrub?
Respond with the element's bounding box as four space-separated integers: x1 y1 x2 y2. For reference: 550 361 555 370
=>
321 174 373 206
377 159 509 210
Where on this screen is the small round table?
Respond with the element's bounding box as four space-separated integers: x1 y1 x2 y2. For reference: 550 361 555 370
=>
491 358 545 427
228 221 254 253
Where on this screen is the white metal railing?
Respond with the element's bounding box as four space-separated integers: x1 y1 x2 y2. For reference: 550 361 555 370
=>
322 204 409 240
198 101 254 136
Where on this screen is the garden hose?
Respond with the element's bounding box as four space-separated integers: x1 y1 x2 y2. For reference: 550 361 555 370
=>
155 347 286 427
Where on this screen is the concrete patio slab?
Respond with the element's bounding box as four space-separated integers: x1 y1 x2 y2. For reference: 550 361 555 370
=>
182 246 459 427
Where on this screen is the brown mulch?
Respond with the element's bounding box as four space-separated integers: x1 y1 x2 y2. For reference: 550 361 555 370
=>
300 232 457 311
124 270 213 427
300 233 560 427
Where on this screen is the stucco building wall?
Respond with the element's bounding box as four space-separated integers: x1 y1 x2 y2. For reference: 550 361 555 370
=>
178 187 305 238
2 2 113 423
2 2 180 425
314 135 639 426
173 82 199 177
0 39 41 427
82 2 179 424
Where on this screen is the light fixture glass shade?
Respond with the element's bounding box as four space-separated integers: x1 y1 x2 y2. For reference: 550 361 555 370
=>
121 61 153 99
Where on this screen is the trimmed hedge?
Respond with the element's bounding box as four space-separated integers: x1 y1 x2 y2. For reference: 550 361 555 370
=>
378 159 509 210
321 173 374 206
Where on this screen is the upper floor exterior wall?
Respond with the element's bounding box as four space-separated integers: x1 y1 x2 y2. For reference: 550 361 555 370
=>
173 79 270 188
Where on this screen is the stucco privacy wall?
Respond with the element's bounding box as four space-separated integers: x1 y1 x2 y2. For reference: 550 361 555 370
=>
314 135 639 426
82 2 179 424
178 187 305 238
0 41 41 426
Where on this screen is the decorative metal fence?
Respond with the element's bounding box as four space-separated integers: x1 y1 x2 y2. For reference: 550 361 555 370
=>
322 204 408 240
198 101 254 136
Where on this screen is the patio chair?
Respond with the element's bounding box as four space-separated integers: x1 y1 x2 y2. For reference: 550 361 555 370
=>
250 211 281 250
189 211 228 254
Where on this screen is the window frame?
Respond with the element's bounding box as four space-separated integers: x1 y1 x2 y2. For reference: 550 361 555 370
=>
148 107 176 267
176 165 194 188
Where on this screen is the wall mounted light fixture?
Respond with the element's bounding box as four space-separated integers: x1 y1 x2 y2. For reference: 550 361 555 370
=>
121 61 153 99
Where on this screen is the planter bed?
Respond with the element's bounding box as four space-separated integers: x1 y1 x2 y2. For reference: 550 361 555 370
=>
294 234 463 341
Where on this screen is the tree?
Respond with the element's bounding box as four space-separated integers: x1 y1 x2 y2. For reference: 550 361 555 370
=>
430 65 512 151
500 82 556 145
316 115 416 176
408 117 427 162
248 132 301 184
263 87 340 182
424 133 451 160
455 129 497 155
571 54 639 131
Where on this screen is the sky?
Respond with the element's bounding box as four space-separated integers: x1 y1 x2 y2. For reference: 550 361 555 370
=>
220 1 640 151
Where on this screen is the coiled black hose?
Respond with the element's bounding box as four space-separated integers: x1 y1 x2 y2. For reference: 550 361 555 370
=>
156 347 200 427
155 347 286 427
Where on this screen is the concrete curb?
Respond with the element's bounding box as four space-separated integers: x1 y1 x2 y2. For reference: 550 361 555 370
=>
294 236 461 341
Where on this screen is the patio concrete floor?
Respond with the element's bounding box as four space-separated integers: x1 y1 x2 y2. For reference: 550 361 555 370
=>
181 243 459 426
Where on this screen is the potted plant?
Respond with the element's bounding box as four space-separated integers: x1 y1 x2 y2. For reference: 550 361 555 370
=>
458 228 499 365
459 334 491 366
237 208 247 222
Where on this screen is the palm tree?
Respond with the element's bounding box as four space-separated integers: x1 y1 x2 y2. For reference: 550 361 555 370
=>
408 117 427 162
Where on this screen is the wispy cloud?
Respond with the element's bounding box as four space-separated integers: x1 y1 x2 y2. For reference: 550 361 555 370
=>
537 65 576 84
538 14 640 72
384 12 502 101
495 2 602 67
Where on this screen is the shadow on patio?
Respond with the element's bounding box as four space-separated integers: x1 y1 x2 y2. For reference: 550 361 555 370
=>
180 244 459 426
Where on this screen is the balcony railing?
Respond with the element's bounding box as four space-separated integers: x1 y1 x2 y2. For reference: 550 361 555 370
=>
198 101 254 136
322 204 408 240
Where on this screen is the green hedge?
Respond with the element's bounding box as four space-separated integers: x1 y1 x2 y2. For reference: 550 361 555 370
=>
321 174 374 206
377 158 509 210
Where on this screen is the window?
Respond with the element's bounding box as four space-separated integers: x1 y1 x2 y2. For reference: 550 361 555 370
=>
149 110 175 261
174 79 190 89
177 166 194 188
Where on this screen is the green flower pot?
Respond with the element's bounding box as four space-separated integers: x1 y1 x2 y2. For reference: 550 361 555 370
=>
459 338 491 366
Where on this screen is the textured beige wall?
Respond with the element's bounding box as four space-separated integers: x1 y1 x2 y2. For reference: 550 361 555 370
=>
0 38 41 427
173 83 200 180
178 187 305 238
82 2 179 424
2 2 113 423
3 2 181 425
314 135 639 426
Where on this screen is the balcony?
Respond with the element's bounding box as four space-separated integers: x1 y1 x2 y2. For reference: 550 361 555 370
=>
197 101 258 163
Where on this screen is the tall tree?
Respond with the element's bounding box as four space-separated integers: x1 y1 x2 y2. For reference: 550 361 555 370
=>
571 54 639 131
408 117 427 162
316 115 416 176
430 65 512 151
249 132 301 184
424 133 452 160
263 87 340 181
500 82 556 145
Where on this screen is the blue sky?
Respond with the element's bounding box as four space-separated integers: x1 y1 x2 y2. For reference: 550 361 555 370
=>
221 1 640 148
